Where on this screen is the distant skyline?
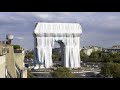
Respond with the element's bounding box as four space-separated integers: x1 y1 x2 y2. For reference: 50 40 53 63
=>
0 12 120 49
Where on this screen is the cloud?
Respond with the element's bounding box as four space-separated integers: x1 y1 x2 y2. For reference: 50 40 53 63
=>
36 13 50 19
61 12 71 15
79 12 96 15
55 12 71 15
101 16 120 29
0 12 120 49
106 16 118 20
15 37 24 40
31 12 52 19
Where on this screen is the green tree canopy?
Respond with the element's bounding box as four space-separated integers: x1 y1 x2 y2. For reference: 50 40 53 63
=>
13 45 21 49
101 62 120 78
89 51 102 61
52 51 61 62
51 67 75 78
80 52 89 61
27 70 34 78
102 52 120 63
25 51 34 59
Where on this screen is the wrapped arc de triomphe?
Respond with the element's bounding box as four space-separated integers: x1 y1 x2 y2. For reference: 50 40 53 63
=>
33 22 82 69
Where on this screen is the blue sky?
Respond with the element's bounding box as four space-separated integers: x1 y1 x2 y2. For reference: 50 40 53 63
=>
0 12 120 49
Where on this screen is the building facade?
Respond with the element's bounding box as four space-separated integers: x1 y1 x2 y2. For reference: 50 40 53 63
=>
81 46 102 56
102 45 120 53
0 44 7 78
0 39 27 78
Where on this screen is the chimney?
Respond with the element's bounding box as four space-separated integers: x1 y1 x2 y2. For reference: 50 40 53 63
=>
6 34 14 45
2 41 5 45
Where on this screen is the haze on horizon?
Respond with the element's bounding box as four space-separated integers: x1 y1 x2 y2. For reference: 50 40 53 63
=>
0 12 120 49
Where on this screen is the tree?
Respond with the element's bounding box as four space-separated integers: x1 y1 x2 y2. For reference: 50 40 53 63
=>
89 51 102 62
113 63 120 78
52 51 61 62
27 70 34 78
80 52 89 62
13 45 21 49
100 62 114 78
109 52 120 63
51 67 75 78
101 54 111 62
25 51 34 59
102 52 120 63
101 62 120 78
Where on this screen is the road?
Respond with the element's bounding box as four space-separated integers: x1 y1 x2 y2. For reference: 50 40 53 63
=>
31 68 101 78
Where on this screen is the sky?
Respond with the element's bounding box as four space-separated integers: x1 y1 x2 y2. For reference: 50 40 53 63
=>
0 12 120 50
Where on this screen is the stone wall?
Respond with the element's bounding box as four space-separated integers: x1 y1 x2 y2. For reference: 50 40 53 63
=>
14 52 27 78
6 45 17 78
14 53 24 70
0 55 6 78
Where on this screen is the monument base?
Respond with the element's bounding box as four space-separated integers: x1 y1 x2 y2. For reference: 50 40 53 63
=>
40 65 45 69
34 64 46 69
34 64 39 69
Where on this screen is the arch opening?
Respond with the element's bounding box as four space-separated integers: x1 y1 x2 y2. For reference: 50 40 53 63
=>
52 40 65 67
